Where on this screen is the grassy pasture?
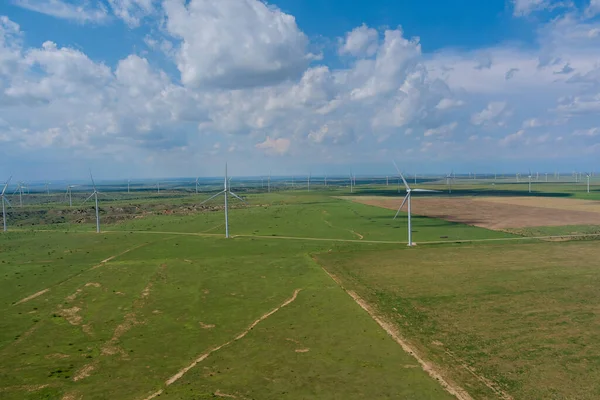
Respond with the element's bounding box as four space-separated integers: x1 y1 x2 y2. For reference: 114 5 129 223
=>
0 194 471 400
316 241 600 399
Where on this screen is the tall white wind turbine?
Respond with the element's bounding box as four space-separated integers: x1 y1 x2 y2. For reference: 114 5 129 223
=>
82 171 101 233
587 173 590 193
199 164 246 238
392 162 439 247
65 185 77 207
2 176 13 232
528 170 532 193
446 171 453 194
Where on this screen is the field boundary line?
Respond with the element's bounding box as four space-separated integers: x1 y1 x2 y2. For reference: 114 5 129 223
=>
318 263 475 400
15 228 600 245
142 288 302 400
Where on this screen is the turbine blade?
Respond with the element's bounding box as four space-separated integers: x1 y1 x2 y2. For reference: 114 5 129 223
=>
199 190 225 205
82 192 95 204
393 193 410 219
1 176 11 196
228 191 247 204
4 196 13 208
392 161 410 191
89 169 97 191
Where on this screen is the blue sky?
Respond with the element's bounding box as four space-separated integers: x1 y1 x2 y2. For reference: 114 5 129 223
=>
0 0 599 180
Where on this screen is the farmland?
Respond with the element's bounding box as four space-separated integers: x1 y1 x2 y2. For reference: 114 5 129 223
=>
1 186 600 399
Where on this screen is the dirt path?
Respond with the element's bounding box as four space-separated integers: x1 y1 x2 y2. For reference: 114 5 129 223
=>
320 264 516 400
13 241 154 306
319 266 474 400
142 288 302 400
14 289 50 305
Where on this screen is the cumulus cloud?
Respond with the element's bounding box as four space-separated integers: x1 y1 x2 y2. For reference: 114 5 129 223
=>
2 2 600 176
435 98 465 110
500 129 526 146
339 24 379 57
471 102 507 126
255 136 291 155
12 0 109 23
424 122 458 137
107 0 156 27
512 0 573 17
163 0 311 89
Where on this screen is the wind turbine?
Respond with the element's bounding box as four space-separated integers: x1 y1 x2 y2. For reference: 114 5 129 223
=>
386 176 389 186
45 182 51 195
307 172 311 192
199 164 246 238
268 171 271 193
528 170 532 193
392 162 440 247
587 173 590 193
13 182 23 207
82 171 100 233
2 176 13 232
156 181 160 193
350 172 354 193
446 171 453 194
65 185 77 207
128 179 131 194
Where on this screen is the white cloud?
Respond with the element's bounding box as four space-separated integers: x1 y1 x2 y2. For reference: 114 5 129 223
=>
339 24 379 57
586 0 600 17
471 102 507 126
163 0 311 89
107 0 156 27
255 136 291 155
572 127 600 136
424 122 458 137
522 118 543 128
12 0 109 23
500 129 526 146
512 0 573 17
436 98 465 110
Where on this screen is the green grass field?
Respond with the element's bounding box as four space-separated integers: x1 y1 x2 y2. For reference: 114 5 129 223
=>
317 241 600 400
2 190 600 399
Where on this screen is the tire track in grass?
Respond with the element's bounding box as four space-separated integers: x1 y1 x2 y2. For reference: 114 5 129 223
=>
141 288 302 400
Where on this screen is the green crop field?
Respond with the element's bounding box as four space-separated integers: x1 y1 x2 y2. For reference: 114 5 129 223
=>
2 190 600 399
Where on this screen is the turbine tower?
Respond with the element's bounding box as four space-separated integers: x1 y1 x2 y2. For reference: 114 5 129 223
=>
82 171 100 233
199 164 246 238
587 173 590 193
528 170 532 193
392 162 439 247
1 176 13 232
65 185 76 207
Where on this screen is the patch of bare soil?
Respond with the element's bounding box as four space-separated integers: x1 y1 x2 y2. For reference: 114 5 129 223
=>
45 353 70 359
348 196 600 229
72 362 97 382
142 289 302 400
295 348 310 353
14 289 50 305
58 306 82 326
199 322 215 329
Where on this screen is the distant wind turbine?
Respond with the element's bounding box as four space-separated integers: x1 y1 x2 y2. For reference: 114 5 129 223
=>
82 171 101 233
199 164 246 238
65 185 77 207
2 176 13 232
587 173 590 193
392 162 440 247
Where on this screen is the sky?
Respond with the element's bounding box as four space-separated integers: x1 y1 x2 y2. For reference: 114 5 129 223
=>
0 0 599 180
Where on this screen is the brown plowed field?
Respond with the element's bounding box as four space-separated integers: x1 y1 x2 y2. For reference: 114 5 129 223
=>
346 196 600 230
